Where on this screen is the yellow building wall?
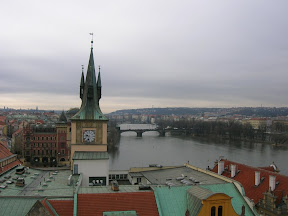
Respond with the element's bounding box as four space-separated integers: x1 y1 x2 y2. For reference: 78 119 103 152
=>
70 120 108 168
198 194 239 216
71 121 107 145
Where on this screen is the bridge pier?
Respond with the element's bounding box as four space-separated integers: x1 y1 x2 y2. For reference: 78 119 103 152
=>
136 132 143 137
158 130 166 137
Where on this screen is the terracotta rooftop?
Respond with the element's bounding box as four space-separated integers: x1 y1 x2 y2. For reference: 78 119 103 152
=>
41 198 55 216
0 142 13 159
77 192 159 216
48 199 74 216
0 160 21 175
211 159 288 204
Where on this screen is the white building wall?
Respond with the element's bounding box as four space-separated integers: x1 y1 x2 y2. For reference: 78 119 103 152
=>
128 175 150 185
73 159 109 187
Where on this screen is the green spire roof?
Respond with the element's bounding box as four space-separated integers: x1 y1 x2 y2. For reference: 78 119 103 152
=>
72 47 107 121
58 110 68 123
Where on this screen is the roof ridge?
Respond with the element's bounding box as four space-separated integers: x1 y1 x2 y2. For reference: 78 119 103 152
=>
223 159 285 177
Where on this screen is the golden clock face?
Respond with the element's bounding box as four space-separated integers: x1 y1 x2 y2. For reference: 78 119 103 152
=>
83 130 95 142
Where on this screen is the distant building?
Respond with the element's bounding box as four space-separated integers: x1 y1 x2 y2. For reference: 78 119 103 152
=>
242 118 268 129
22 112 70 167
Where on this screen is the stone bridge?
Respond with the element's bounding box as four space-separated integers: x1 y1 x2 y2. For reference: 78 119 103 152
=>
118 127 191 137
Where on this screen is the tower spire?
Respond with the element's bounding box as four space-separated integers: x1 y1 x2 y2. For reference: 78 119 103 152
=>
89 33 94 49
71 37 107 121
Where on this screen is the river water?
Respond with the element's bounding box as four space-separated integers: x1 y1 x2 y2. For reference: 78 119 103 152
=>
109 124 288 175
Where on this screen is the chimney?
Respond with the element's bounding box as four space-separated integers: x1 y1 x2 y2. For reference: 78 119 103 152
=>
231 164 236 178
255 171 260 186
218 161 224 175
269 175 276 191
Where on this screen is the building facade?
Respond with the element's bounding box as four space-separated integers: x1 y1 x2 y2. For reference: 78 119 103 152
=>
22 112 70 167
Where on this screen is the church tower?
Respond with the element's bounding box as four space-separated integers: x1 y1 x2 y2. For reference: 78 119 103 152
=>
70 37 109 186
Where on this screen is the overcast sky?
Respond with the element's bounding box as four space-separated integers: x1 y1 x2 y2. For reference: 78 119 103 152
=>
1 0 288 113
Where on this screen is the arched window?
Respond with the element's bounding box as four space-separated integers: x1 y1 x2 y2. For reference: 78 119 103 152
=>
211 206 216 216
218 206 223 216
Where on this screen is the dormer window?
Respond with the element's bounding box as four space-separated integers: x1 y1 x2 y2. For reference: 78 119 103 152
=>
211 206 216 216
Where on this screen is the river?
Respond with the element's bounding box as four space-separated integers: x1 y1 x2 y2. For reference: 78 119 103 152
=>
109 124 288 175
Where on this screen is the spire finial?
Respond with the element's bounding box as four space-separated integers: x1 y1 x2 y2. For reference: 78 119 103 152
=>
89 32 94 48
98 65 101 73
81 65 84 73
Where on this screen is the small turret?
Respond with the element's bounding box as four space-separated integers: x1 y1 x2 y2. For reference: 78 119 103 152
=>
58 110 67 123
80 66 85 99
97 65 102 102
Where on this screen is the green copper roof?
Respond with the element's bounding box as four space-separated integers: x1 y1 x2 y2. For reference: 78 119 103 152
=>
200 183 255 216
58 110 67 123
154 183 255 216
72 47 108 121
0 197 39 216
73 151 109 160
154 186 191 216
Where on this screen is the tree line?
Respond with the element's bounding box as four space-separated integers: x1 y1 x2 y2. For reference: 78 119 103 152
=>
156 119 288 145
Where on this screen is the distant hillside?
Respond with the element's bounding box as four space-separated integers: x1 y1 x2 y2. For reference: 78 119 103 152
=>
108 107 288 117
109 107 220 116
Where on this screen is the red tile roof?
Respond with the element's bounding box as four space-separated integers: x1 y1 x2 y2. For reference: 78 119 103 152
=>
0 139 9 149
41 198 56 216
211 159 288 204
0 142 12 160
0 116 6 123
48 200 74 216
77 192 159 216
0 160 21 175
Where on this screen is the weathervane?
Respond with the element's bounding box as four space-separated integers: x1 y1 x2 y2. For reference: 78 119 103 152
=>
89 32 94 48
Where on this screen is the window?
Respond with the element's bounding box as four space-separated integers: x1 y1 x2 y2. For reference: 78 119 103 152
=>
26 151 30 156
89 177 106 186
54 143 56 147
73 164 78 174
33 150 36 155
55 150 57 155
37 150 40 155
61 149 65 155
46 150 49 155
137 177 142 184
218 206 223 216
61 143 65 148
42 150 44 155
211 206 216 216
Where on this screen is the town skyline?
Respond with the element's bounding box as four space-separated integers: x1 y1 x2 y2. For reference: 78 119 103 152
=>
1 1 288 113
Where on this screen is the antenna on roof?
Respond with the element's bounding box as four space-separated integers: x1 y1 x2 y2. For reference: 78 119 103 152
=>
89 32 94 48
